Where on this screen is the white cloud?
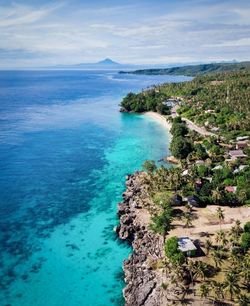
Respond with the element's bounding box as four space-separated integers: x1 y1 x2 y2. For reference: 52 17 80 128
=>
205 38 250 48
0 0 249 68
0 2 64 27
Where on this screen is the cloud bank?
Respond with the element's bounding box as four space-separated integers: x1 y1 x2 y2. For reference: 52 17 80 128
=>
0 0 249 68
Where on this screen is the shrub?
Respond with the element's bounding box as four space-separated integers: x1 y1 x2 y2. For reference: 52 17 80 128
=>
241 232 250 251
170 123 188 137
142 160 157 173
165 236 185 265
150 204 173 237
170 136 193 159
244 221 250 233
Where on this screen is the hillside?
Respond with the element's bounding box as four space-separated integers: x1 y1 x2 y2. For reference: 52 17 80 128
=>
120 61 250 76
120 68 250 140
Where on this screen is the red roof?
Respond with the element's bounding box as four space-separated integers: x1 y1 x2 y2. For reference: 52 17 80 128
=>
225 186 237 193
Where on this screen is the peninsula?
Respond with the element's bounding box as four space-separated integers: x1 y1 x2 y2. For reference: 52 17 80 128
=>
117 64 250 305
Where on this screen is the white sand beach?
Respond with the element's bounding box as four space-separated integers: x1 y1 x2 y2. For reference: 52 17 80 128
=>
144 111 172 131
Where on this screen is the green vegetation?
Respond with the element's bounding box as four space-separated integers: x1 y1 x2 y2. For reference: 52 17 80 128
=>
120 91 170 113
164 236 185 265
122 64 250 304
142 160 157 174
244 221 250 233
121 68 250 139
120 61 250 76
150 203 172 239
170 136 192 159
241 232 250 251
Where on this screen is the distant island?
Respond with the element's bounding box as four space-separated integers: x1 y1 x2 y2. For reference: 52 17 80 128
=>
47 58 138 70
119 61 250 76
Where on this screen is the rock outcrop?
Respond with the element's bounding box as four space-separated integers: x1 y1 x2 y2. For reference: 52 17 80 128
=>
116 172 166 306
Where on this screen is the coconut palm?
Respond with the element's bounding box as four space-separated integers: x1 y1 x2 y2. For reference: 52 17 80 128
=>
240 255 250 289
199 283 210 305
193 261 207 281
204 239 213 255
185 203 193 213
183 212 193 228
211 281 224 303
236 293 250 306
212 187 222 204
223 271 240 301
229 252 242 269
229 226 239 247
215 230 227 249
234 220 243 238
216 207 225 229
186 259 196 296
211 250 224 268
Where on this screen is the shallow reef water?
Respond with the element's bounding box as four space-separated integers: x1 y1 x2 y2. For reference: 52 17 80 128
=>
0 70 190 306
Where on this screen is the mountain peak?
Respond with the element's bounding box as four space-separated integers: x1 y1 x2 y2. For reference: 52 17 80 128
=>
97 58 119 65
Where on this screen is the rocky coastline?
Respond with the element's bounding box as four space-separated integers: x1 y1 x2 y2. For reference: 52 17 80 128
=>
116 172 167 306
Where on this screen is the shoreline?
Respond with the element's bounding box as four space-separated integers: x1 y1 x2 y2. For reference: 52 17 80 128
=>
144 111 172 131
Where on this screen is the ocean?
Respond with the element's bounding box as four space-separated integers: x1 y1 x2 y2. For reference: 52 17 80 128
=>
0 70 190 306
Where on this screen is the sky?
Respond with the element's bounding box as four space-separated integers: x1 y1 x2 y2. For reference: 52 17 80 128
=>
0 0 250 68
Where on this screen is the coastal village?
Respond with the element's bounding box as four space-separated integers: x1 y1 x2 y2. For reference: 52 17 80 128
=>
117 69 250 305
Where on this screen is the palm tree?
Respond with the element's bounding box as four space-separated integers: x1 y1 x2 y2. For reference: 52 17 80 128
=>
229 251 241 269
216 207 225 229
186 259 196 296
240 255 250 290
212 187 222 204
183 212 193 228
211 281 224 304
215 230 227 249
211 250 224 269
185 203 193 213
199 283 209 305
223 271 240 301
193 261 207 281
236 293 250 306
234 220 243 238
204 239 213 255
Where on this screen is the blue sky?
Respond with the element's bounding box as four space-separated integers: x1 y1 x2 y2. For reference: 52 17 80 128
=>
0 0 250 68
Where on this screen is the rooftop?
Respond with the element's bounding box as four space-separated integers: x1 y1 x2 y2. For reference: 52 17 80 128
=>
178 237 197 252
225 186 237 193
229 150 247 157
195 160 205 165
236 136 249 141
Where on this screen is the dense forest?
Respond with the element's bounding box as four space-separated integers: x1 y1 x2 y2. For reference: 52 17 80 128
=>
120 61 250 76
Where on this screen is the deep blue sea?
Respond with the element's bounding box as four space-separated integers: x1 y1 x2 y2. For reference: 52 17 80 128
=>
0 70 191 306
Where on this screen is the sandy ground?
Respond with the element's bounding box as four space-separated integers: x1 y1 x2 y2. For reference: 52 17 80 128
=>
169 205 250 241
144 111 172 131
144 111 216 138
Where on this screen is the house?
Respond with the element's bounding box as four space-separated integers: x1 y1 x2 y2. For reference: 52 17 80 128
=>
187 195 200 207
178 237 197 257
236 141 248 150
236 136 249 141
204 177 213 183
211 127 220 132
162 98 178 107
212 165 223 171
170 194 183 206
195 160 205 166
233 165 248 174
225 186 237 193
229 150 247 160
181 169 189 176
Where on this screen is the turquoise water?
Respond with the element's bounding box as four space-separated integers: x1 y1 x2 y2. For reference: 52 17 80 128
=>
0 70 191 306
